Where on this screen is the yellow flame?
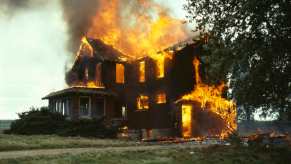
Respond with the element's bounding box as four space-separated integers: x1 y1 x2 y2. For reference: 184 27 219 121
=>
116 63 125 83
156 92 166 104
139 61 146 82
182 104 192 138
76 37 93 59
181 57 237 139
137 95 149 110
70 81 105 89
87 0 188 58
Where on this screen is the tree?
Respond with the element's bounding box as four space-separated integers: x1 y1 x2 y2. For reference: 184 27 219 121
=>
185 0 291 120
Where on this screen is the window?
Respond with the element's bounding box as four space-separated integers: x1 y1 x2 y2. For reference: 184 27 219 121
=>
64 99 70 116
156 58 165 78
55 100 64 114
137 95 149 110
122 106 127 120
80 97 90 117
85 67 89 81
116 63 125 83
95 63 103 87
156 92 166 104
139 61 145 82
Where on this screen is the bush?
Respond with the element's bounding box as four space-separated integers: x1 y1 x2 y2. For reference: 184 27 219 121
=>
5 107 118 138
58 118 118 138
5 107 65 135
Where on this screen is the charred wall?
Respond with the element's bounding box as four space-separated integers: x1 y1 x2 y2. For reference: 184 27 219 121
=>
169 44 202 100
125 43 202 130
125 57 173 129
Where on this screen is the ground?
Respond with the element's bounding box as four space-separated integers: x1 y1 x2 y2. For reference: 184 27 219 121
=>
0 134 290 164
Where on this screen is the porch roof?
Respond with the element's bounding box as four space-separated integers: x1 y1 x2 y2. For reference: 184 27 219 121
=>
42 87 116 100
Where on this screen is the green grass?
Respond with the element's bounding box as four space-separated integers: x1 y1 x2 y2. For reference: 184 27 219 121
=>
1 145 290 164
0 134 137 151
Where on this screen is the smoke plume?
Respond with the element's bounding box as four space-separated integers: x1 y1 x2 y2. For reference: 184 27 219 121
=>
61 0 99 53
0 0 47 17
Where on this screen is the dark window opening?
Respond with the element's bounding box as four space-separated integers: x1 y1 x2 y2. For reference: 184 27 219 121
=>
80 97 90 117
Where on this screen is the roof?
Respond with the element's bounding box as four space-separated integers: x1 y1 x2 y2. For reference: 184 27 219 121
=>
42 87 116 100
88 38 133 62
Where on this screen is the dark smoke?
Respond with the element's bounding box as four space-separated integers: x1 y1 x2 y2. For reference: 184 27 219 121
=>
61 0 99 53
0 0 47 17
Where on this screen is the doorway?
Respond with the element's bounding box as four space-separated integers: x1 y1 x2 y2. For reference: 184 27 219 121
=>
181 104 192 138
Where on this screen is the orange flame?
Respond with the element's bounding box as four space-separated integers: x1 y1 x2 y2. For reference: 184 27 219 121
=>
76 37 93 59
87 0 189 58
181 57 237 139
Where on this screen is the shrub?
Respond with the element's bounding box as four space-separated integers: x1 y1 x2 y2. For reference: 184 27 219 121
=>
58 118 118 138
5 107 118 138
6 107 65 135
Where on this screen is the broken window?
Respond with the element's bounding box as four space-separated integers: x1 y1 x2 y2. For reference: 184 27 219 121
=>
156 92 166 104
156 58 165 78
116 63 125 84
80 97 90 117
139 61 145 82
137 95 149 110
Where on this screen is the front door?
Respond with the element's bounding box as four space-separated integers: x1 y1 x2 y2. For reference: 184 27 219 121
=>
182 104 192 138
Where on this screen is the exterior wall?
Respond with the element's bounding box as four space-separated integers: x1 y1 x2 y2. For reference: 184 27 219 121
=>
125 57 174 130
46 43 203 139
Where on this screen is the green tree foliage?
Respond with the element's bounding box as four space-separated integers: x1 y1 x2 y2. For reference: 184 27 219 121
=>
185 0 291 120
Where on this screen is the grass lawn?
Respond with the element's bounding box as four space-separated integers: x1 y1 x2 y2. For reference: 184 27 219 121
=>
0 134 137 151
0 145 291 164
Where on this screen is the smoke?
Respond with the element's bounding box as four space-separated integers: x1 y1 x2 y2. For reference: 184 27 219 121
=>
61 0 99 53
0 0 47 17
61 0 190 57
1 0 189 56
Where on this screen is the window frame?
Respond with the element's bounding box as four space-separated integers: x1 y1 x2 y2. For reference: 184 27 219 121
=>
79 96 91 118
116 63 125 84
136 94 149 111
155 92 167 104
139 61 146 83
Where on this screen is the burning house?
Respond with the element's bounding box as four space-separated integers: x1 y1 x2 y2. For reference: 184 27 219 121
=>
41 0 237 140
43 36 236 139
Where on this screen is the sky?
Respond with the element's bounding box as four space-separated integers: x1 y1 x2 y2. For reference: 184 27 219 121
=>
0 0 188 120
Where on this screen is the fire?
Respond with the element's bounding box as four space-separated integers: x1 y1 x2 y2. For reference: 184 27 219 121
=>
87 0 189 58
182 104 193 138
70 81 105 89
139 61 146 82
181 57 237 139
152 51 173 78
137 95 149 110
76 36 93 59
70 0 186 88
69 36 106 89
116 63 125 84
156 92 166 104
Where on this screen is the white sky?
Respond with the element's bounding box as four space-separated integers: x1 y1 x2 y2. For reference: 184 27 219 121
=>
0 0 69 119
0 0 188 119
